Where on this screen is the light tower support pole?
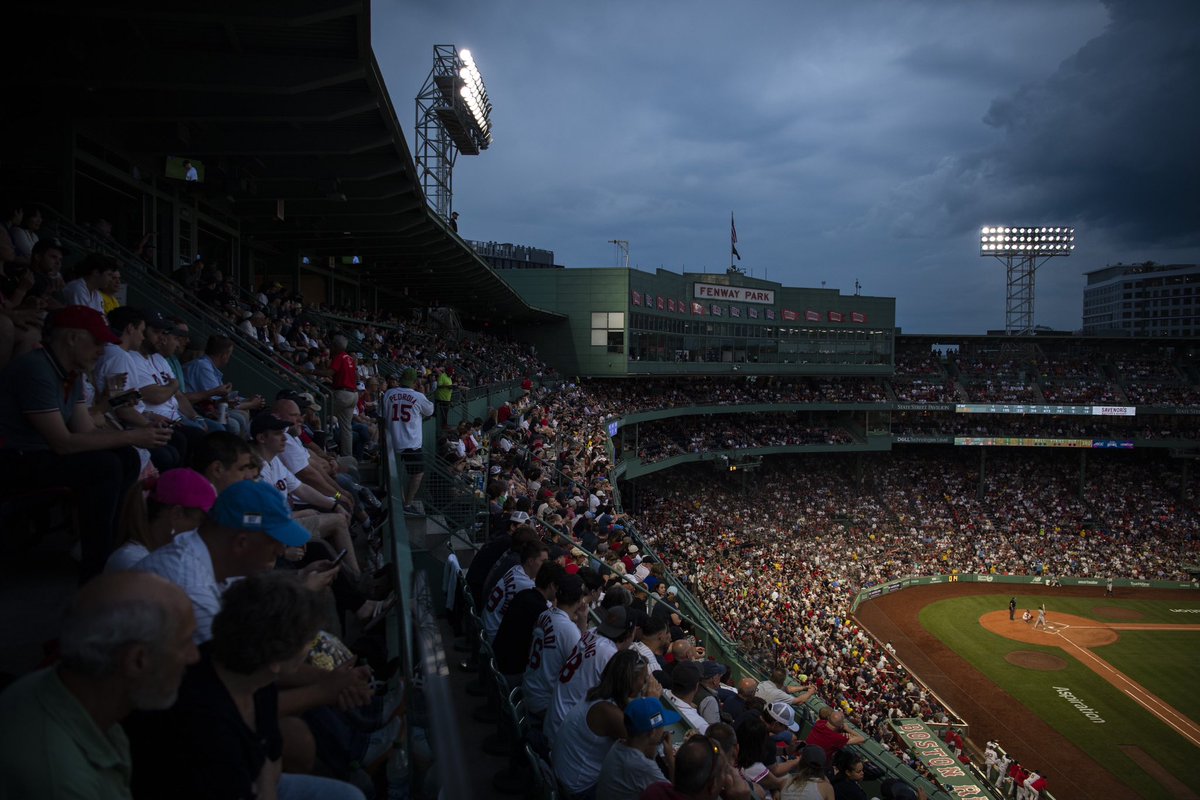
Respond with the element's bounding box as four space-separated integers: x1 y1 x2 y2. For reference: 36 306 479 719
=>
1002 253 1042 336
979 225 1076 336
414 45 493 223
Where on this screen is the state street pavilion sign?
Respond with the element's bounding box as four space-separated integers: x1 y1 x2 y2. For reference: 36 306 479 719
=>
692 283 775 305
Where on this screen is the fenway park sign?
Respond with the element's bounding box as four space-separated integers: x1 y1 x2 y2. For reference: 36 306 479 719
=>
890 719 989 797
692 283 775 304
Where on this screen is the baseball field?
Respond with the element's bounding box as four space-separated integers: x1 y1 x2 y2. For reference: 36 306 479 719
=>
855 583 1200 800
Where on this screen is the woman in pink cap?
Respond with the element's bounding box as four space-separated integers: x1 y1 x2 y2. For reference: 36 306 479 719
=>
105 468 216 572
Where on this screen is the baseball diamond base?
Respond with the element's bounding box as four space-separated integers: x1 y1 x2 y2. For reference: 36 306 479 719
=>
855 583 1200 800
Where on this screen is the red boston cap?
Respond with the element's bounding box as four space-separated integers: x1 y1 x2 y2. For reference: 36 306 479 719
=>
51 305 120 344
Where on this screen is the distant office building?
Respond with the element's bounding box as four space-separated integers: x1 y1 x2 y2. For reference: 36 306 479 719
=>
1082 263 1200 336
467 240 562 270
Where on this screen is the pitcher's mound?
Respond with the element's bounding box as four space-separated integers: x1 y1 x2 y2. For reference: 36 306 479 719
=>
1092 606 1144 620
1005 651 1067 671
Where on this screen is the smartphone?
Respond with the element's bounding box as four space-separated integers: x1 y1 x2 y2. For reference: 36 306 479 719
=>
110 389 141 408
329 548 348 567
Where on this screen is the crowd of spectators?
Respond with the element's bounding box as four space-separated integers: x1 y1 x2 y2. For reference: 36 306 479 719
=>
0 205 570 797
1037 380 1122 404
5 200 1200 798
634 416 854 463
891 412 1200 441
443 384 957 799
626 450 1198 776
182 267 551 395
581 376 888 413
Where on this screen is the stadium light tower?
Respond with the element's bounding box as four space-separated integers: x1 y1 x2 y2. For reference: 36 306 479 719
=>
979 225 1076 335
415 45 493 222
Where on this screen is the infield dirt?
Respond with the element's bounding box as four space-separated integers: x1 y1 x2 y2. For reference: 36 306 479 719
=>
855 583 1200 800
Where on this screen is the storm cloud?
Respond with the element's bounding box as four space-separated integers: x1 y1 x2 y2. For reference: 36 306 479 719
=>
374 0 1199 332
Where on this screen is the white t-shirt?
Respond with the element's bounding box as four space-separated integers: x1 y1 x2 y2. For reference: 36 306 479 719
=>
260 455 301 507
62 278 105 314
524 606 583 715
662 689 709 734
552 699 616 794
383 387 434 450
95 344 148 413
280 432 311 474
546 631 618 739
483 562 536 642
133 351 182 421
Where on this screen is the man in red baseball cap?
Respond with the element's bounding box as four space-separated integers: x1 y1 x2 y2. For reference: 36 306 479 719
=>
0 305 172 579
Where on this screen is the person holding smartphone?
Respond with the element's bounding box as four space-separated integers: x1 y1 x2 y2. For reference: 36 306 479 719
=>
0 306 172 579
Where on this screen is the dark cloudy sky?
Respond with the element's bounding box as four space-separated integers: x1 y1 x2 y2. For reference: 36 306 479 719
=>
373 0 1200 333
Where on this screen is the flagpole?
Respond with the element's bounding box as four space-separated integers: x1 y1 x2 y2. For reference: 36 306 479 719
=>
730 212 734 272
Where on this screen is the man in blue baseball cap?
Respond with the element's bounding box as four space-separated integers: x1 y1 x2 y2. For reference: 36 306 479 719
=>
136 479 314 644
595 696 682 798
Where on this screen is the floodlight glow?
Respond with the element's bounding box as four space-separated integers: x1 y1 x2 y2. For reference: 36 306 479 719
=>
979 226 1076 257
417 44 498 217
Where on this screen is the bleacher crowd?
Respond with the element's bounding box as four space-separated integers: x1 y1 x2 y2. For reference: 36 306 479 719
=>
4 206 1200 798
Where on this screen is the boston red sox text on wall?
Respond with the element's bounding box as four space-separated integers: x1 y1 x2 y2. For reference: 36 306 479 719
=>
890 719 989 797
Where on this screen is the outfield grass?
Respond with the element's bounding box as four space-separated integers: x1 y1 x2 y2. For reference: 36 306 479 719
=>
1004 594 1200 624
920 594 1200 800
1094 630 1200 723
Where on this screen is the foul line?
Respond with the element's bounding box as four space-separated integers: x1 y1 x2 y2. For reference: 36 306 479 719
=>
1050 627 1200 750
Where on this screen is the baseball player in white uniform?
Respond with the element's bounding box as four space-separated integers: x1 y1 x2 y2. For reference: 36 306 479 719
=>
1034 604 1047 630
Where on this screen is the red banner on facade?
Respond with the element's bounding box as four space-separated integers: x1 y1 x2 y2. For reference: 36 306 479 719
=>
805 310 820 321
828 311 844 322
692 302 704 315
632 291 642 306
781 309 797 321
851 311 867 323
656 296 664 310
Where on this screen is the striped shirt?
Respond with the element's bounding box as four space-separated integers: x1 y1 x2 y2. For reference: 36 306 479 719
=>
134 530 219 644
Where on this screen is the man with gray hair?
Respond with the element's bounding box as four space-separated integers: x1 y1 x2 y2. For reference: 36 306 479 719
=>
0 572 198 798
321 334 358 458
